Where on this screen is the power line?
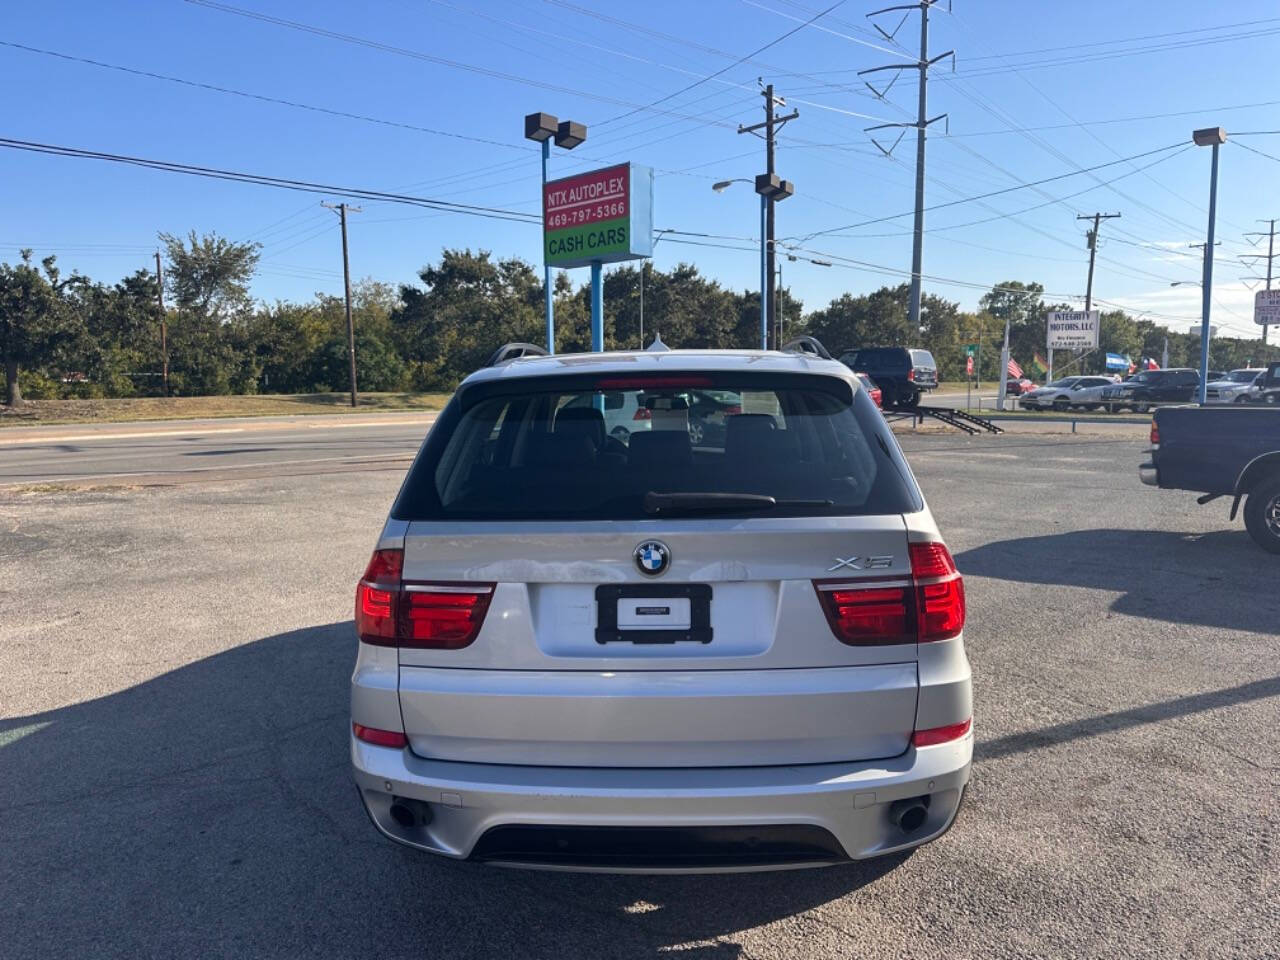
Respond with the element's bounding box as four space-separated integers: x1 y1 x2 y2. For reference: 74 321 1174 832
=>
796 141 1187 241
0 40 528 153
1234 140 1280 165
181 0 751 130
590 0 850 126
0 136 543 224
959 15 1280 61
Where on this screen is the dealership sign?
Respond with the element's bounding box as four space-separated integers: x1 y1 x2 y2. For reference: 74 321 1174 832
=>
543 163 654 269
1255 289 1280 326
1046 310 1100 349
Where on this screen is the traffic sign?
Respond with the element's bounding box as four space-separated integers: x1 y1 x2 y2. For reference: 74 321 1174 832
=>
964 343 977 358
1255 289 1280 326
966 355 974 376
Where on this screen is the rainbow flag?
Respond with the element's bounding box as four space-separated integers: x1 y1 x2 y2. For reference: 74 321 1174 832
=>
1030 353 1048 376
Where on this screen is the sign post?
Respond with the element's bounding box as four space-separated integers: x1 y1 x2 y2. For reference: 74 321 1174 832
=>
964 344 977 411
544 163 654 351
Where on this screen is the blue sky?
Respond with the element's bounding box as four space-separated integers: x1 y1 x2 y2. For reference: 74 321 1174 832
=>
3 0 1280 338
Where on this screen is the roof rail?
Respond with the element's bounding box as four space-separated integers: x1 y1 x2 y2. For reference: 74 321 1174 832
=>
780 336 832 360
485 342 549 367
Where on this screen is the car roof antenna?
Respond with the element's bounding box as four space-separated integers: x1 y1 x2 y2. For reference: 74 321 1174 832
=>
646 332 670 352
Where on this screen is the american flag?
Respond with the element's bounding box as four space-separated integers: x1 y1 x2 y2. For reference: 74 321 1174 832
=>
1007 357 1024 379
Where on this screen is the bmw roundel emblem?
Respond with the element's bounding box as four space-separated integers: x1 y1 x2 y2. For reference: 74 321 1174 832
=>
634 540 671 576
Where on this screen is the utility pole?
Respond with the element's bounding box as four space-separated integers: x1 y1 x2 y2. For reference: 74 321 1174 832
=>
859 2 953 332
1077 212 1121 312
322 202 361 407
154 251 168 396
738 82 796 346
1243 218 1278 348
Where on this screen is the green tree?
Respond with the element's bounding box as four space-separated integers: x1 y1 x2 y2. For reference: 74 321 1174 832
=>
0 251 86 405
393 249 542 390
159 231 261 323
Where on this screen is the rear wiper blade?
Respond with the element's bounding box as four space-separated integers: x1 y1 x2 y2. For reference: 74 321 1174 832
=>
643 492 832 515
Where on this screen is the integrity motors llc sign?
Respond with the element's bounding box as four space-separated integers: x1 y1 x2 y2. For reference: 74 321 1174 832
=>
1046 310 1100 350
543 162 654 269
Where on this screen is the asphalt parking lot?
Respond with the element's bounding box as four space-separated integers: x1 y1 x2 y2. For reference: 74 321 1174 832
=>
2 430 1276 959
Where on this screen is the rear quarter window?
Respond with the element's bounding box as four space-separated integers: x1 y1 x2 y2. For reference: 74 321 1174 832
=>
393 373 923 522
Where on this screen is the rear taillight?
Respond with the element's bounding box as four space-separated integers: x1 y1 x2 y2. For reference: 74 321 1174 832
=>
1150 419 1160 446
815 584 913 645
813 540 964 645
912 717 971 748
355 548 493 649
907 369 915 381
633 407 652 421
356 549 402 645
400 585 493 649
353 723 408 748
910 542 965 642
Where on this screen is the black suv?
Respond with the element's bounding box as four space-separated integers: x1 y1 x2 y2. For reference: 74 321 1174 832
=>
1100 368 1199 412
838 347 938 407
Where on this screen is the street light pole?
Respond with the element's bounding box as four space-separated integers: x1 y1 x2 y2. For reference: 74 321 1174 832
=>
712 178 773 349
541 138 553 354
1192 127 1226 404
525 112 587 354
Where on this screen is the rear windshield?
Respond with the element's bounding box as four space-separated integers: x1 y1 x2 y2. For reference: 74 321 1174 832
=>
393 374 922 521
909 350 936 368
846 347 905 369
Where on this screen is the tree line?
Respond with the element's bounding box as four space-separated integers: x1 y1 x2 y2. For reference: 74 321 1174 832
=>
2 231 1272 405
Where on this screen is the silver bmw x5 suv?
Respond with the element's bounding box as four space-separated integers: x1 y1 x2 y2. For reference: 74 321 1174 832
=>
351 345 972 871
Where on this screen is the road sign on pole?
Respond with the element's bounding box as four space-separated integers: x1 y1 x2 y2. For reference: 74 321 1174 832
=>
1254 289 1280 326
964 343 977 358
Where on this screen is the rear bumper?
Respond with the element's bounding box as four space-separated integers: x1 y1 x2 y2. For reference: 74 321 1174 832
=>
352 733 972 872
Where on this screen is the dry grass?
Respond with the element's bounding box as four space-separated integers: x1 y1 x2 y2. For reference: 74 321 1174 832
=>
0 392 450 428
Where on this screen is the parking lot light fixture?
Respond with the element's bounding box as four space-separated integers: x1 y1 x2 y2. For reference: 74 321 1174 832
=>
525 111 588 354
554 121 586 150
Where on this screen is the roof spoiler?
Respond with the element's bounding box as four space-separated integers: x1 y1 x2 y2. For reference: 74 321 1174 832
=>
485 342 549 367
780 336 832 360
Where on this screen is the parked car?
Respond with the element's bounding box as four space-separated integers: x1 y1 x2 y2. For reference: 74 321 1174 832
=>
1068 376 1123 411
1243 361 1280 405
351 342 973 870
1244 363 1280 404
1005 377 1037 396
1206 368 1265 404
838 347 938 408
1018 376 1115 411
1100 368 1199 412
1139 396 1280 552
685 388 743 446
855 372 883 408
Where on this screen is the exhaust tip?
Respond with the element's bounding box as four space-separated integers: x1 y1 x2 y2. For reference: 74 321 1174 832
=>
889 796 930 833
389 797 431 830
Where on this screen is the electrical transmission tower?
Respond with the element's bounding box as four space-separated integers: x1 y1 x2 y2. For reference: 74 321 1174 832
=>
858 0 954 331
1242 218 1278 347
